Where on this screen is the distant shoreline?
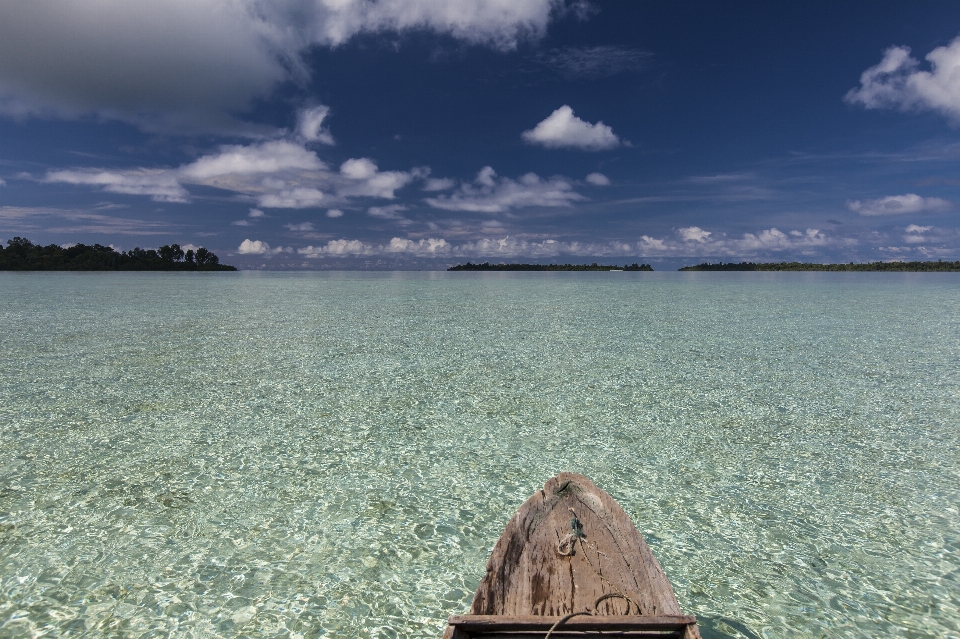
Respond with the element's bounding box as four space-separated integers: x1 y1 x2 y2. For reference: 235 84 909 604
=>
679 261 960 272
0 237 236 271
448 262 653 271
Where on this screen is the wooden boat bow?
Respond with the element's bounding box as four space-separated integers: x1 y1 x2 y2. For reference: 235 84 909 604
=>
443 472 701 638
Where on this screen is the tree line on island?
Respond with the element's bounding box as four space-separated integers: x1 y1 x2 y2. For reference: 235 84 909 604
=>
448 262 654 271
448 259 960 272
679 260 960 272
0 237 236 271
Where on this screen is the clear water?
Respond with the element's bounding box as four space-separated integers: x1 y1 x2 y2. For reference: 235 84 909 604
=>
1 272 958 639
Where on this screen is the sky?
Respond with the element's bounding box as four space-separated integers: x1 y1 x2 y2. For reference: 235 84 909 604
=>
3 1 960 269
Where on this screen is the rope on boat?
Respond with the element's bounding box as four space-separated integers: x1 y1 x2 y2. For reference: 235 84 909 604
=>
546 508 643 638
542 593 636 639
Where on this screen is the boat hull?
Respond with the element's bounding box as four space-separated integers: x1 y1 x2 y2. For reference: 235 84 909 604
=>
443 472 701 638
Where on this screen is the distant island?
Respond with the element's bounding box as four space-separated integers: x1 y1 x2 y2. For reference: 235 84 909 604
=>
449 262 653 271
0 237 236 271
679 260 960 272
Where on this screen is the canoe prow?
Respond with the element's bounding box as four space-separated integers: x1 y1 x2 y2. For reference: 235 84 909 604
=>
443 472 701 638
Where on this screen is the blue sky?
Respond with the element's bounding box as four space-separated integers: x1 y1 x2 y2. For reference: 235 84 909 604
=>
2 1 960 269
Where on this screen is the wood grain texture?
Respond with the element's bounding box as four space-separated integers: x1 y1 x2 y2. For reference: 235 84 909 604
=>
445 615 694 638
470 473 682 617
443 472 702 638
448 615 696 630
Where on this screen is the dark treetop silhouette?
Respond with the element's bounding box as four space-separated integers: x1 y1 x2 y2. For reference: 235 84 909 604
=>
678 260 960 272
0 237 236 271
448 262 653 271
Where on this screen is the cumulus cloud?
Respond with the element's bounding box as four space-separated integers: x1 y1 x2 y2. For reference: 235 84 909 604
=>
845 37 960 122
425 166 584 212
297 237 453 258
296 235 632 260
679 226 712 242
248 208 265 218
326 208 344 218
633 227 841 257
297 105 334 144
585 172 610 186
180 141 324 181
339 158 420 199
846 194 950 216
0 0 573 131
237 238 289 256
341 158 378 180
522 105 620 150
298 239 376 258
903 224 936 244
44 134 422 208
252 223 878 262
385 237 450 255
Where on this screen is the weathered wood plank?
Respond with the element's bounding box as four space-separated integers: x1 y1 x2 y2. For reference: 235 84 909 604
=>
458 633 685 639
470 473 683 618
448 614 696 631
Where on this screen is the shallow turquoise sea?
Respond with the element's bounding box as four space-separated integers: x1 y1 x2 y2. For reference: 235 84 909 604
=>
1 271 958 638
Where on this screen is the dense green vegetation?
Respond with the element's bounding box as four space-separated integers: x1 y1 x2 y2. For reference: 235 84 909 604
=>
679 260 960 271
0 237 236 271
448 262 653 271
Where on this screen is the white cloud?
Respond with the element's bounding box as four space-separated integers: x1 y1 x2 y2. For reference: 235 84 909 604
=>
285 222 315 232
0 178 6 186
326 208 344 218
368 204 408 221
521 105 620 151
679 226 711 242
248 223 906 262
341 158 379 180
238 239 269 254
44 168 188 202
248 208 264 218
585 172 610 186
425 166 584 212
237 238 289 256
44 132 421 208
180 141 324 181
0 0 570 131
297 105 334 144
338 158 419 199
640 235 667 251
845 37 960 122
298 239 376 258
231 220 251 226
635 227 840 257
258 187 326 209
846 194 950 216
423 177 456 191
296 236 632 260
904 224 935 244
385 237 450 255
